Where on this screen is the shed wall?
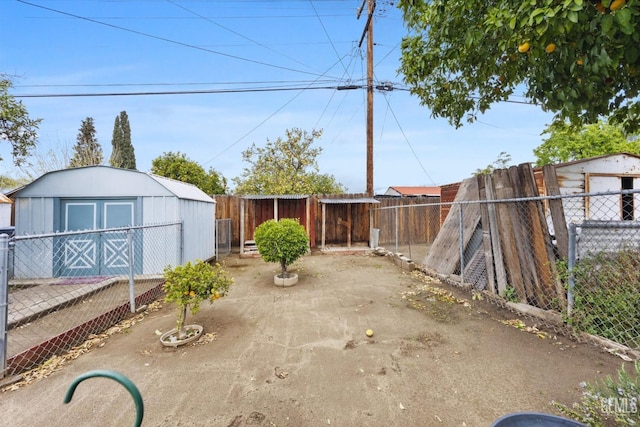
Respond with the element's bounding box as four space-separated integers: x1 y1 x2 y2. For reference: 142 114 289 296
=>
15 197 55 234
180 198 215 262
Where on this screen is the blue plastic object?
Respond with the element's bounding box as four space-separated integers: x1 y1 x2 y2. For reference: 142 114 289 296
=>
491 412 586 427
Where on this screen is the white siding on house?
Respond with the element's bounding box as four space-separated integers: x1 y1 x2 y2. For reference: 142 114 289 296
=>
553 154 640 224
0 205 11 228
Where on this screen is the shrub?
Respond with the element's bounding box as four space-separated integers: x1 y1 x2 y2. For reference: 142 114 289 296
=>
254 218 309 278
555 361 640 426
163 260 233 336
568 249 640 347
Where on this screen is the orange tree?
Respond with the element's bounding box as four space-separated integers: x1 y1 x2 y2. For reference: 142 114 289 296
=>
398 0 640 132
163 260 232 337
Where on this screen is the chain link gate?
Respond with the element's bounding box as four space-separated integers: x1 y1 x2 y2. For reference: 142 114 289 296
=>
1 222 183 378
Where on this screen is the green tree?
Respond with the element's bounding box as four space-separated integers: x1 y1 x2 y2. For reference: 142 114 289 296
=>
0 77 41 165
109 111 136 170
69 117 103 167
151 151 227 195
254 218 309 279
534 121 640 166
233 128 346 195
398 0 640 132
0 174 28 191
473 151 513 175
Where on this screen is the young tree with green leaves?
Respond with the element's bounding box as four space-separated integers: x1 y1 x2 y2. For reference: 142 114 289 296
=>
69 117 103 168
534 121 640 166
473 152 513 175
233 128 346 195
0 76 41 166
398 0 640 132
151 151 227 195
109 111 136 170
0 174 28 191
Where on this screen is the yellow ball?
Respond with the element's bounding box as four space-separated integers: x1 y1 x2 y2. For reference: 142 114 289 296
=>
366 329 374 337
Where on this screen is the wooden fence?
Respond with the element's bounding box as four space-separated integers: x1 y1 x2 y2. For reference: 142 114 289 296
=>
372 197 441 246
215 194 441 250
424 164 567 310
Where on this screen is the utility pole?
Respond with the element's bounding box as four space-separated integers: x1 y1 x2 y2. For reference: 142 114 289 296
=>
358 0 375 196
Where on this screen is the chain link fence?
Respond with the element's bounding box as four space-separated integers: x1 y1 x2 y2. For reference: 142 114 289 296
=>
1 222 183 377
375 188 640 354
215 218 232 259
372 202 441 263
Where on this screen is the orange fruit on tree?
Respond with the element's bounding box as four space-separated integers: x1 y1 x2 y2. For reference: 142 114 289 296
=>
518 42 530 53
545 43 556 53
577 58 584 66
595 2 606 13
610 0 626 11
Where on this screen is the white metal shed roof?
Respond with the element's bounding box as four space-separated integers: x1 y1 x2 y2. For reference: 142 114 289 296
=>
14 166 214 203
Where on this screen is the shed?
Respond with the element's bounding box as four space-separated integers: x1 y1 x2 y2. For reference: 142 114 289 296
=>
238 195 312 255
534 152 640 222
12 166 215 278
317 197 380 250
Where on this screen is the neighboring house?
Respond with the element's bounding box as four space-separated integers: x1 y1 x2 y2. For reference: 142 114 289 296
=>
382 186 441 197
534 152 640 222
534 152 640 257
0 193 12 228
12 166 215 278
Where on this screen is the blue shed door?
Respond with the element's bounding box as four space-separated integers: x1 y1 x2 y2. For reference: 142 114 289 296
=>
57 199 141 277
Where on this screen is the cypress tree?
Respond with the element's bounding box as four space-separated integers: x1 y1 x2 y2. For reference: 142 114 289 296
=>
109 111 136 170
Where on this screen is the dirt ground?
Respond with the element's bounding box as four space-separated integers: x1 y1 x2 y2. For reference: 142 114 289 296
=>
0 252 631 426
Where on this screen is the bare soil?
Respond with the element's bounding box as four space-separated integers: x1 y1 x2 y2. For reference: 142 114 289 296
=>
0 252 630 426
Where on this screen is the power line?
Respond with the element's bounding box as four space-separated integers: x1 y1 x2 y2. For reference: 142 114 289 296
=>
13 85 345 98
16 0 342 80
14 79 339 88
201 54 352 167
13 81 541 107
309 0 349 76
379 92 437 186
165 0 318 72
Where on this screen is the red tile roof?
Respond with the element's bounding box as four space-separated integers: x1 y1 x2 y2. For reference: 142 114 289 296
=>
386 186 441 196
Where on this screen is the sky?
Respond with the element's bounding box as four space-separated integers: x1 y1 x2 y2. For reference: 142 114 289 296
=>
1 0 556 194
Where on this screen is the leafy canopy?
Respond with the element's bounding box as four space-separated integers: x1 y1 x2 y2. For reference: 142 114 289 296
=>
0 77 42 165
163 260 232 334
534 120 640 165
473 151 513 175
151 151 227 195
253 218 309 277
233 128 346 195
398 0 640 132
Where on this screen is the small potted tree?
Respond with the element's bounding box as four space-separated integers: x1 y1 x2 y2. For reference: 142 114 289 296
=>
254 218 309 287
161 260 233 347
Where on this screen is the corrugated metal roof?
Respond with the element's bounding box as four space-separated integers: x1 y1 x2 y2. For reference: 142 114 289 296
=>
148 173 214 203
318 198 379 204
535 152 640 170
241 194 309 200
